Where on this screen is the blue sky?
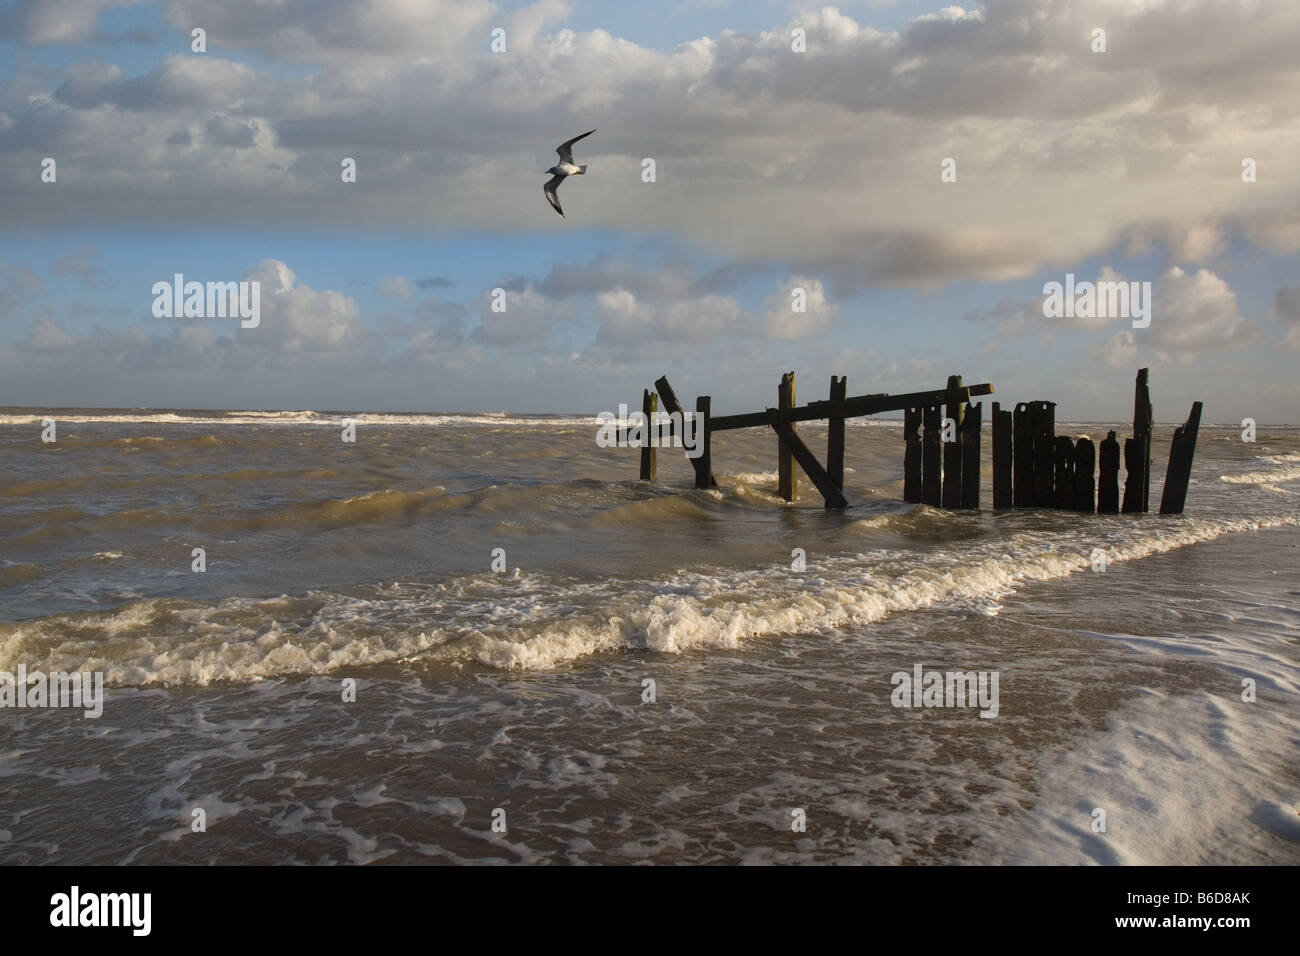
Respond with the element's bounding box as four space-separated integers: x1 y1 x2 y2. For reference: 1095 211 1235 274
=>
2 0 1299 421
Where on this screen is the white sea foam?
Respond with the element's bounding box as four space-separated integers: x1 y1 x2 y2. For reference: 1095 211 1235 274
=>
3 512 1296 686
1221 452 1300 485
990 688 1300 864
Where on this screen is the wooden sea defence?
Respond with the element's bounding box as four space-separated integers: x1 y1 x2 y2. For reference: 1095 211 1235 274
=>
623 366 1203 516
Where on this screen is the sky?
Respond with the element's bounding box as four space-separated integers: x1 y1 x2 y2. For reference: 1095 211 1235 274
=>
1 0 1298 422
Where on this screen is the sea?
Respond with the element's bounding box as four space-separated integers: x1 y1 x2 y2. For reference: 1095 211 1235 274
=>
1 407 1297 864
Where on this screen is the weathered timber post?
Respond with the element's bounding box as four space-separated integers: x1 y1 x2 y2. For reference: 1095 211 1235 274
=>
778 372 797 502
1054 435 1075 509
903 407 923 504
922 405 942 506
1159 401 1203 515
1013 403 1033 507
655 375 715 488
1032 401 1056 507
1123 368 1152 512
1122 438 1141 512
942 374 965 508
827 375 847 493
1074 438 1096 513
1098 430 1120 513
992 402 1013 509
695 396 713 490
640 389 657 481
961 401 981 509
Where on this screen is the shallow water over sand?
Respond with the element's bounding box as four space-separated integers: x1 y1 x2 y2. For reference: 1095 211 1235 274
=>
1 411 1297 863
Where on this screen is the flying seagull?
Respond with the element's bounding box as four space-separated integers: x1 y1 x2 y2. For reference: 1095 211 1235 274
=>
544 129 596 218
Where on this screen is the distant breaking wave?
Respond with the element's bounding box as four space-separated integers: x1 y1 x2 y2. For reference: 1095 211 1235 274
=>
0 410 592 427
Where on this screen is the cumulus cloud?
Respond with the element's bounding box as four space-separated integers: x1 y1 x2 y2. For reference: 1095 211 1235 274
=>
1146 266 1258 352
240 258 367 356
378 275 414 300
475 286 573 347
1 0 1297 289
762 276 835 340
1084 266 1259 367
1269 285 1300 349
0 0 147 46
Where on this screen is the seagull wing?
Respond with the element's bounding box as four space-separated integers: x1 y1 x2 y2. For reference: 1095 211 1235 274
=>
556 128 596 165
544 174 566 217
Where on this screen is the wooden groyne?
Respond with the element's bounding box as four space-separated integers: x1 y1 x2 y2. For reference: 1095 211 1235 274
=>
626 366 1202 514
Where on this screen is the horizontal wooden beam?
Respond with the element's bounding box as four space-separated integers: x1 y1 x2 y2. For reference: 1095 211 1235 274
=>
711 383 993 432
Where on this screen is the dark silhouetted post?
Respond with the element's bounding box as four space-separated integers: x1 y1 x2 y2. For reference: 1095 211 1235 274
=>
904 407 923 504
1123 368 1152 512
992 402 1012 509
942 374 965 508
640 389 657 481
778 372 796 502
1122 438 1142 513
694 395 713 490
1098 430 1120 513
1054 435 1075 509
961 401 981 509
827 375 846 493
1159 401 1203 515
1013 403 1033 507
922 405 942 506
1074 438 1095 513
656 375 714 488
1032 401 1056 507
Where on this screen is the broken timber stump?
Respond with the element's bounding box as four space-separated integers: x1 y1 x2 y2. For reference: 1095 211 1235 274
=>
1054 435 1075 509
1098 430 1120 513
903 407 923 504
1159 401 1203 515
942 374 965 509
1031 401 1057 507
961 401 981 509
992 402 1012 509
1122 368 1152 513
922 405 942 506
1013 403 1033 507
695 395 714 490
778 372 797 502
827 376 847 493
1074 438 1096 513
640 389 657 481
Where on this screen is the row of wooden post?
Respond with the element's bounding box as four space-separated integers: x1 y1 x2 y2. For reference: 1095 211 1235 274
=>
903 374 982 509
634 366 1200 516
980 368 1200 515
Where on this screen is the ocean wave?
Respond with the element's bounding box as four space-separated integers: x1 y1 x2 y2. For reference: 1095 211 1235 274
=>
1220 453 1300 485
3 512 1295 687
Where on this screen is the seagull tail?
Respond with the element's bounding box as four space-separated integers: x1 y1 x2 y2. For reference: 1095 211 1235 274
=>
578 165 588 174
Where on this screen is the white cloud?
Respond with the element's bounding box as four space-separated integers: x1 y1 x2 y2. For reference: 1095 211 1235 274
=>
2 0 1298 288
762 276 835 340
378 275 413 300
